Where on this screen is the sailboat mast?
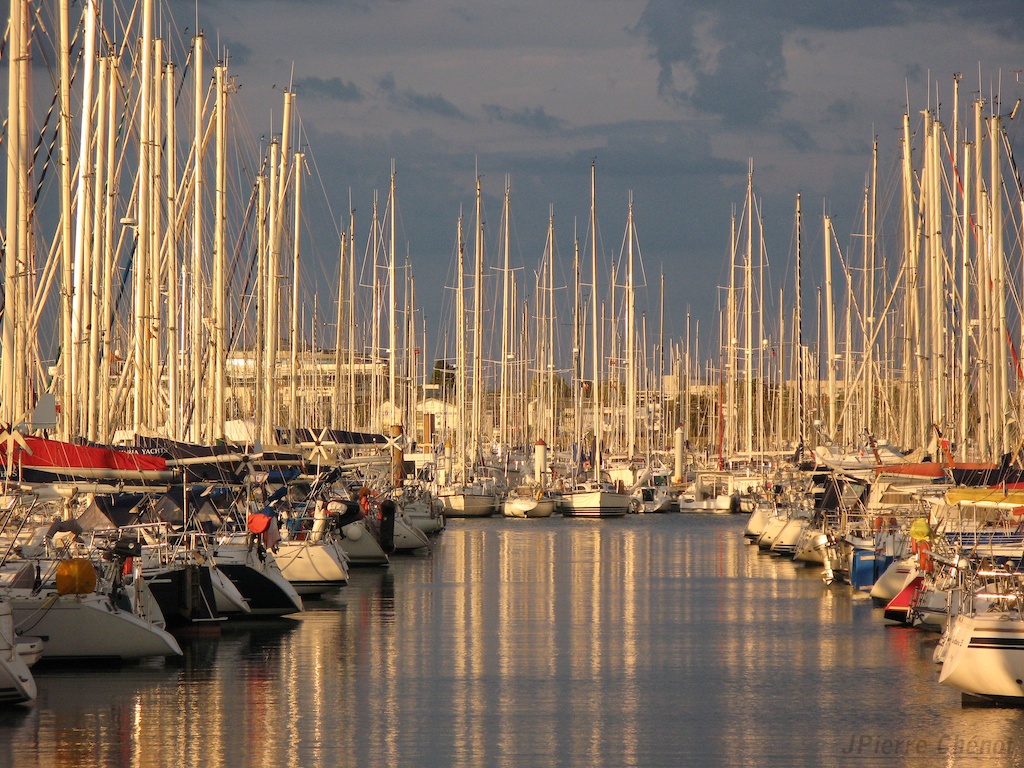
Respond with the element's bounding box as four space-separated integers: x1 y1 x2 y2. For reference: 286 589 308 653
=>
289 152 304 440
347 203 356 428
212 62 228 441
85 56 110 441
626 193 636 463
824 213 836 439
744 161 754 455
58 0 74 439
795 194 804 451
133 0 155 433
3 0 26 425
164 59 179 440
332 230 346 427
547 209 556 448
572 230 582 460
190 33 204 442
590 162 601 481
389 161 399 430
499 177 511 453
472 174 485 468
455 212 467 477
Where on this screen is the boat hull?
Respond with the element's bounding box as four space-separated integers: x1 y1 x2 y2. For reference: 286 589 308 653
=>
274 538 350 595
560 490 630 517
214 538 304 616
939 614 1024 700
7 591 182 660
503 496 556 518
440 493 497 518
337 521 391 566
0 603 35 704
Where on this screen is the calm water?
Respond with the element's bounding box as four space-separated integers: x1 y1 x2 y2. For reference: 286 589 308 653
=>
2 514 1024 768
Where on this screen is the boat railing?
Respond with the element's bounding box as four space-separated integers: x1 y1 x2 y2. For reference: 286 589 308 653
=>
957 568 1024 618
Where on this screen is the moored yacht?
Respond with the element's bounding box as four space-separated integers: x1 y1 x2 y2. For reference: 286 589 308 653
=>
939 570 1024 701
560 480 631 517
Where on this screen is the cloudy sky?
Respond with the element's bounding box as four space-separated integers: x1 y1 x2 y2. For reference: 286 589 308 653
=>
163 1 1024 354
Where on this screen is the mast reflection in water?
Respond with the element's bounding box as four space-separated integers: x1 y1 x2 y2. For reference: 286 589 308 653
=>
2 516 1024 767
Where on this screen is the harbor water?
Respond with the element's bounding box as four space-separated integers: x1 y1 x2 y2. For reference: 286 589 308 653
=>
2 514 1024 768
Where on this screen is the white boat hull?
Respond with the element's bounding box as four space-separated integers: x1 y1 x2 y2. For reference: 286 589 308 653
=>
399 498 447 534
337 521 390 566
440 492 497 517
560 489 630 517
869 558 914 605
7 591 181 661
392 515 431 552
503 496 556 518
214 537 304 616
744 506 771 538
0 602 35 704
769 518 808 556
756 516 789 550
677 494 735 513
939 613 1024 700
274 538 350 595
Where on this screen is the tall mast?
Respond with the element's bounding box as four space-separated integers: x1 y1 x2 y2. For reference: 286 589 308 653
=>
388 161 399 430
164 58 179 440
149 36 165 437
590 162 601 481
990 112 1009 455
289 153 304 439
58 0 75 438
455 211 467 477
133 0 154 433
973 98 989 458
725 210 737 459
98 52 118 441
744 160 754 455
901 110 921 452
472 173 485 469
866 137 878 436
332 230 346 428
795 194 804 451
572 229 582 460
626 193 636 462
85 56 110 441
265 90 294 441
369 192 380 431
824 213 836 439
212 61 228 441
541 205 556 444
347 202 356 428
3 0 28 425
190 33 205 442
69 0 98 436
959 124 972 459
499 177 511 453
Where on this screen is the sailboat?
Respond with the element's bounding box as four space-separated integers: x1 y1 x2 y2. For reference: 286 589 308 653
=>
560 164 630 517
0 517 183 660
503 440 557 518
439 179 498 517
939 566 1024 701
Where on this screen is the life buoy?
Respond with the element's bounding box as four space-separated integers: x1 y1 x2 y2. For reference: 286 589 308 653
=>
917 540 933 573
358 487 377 516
